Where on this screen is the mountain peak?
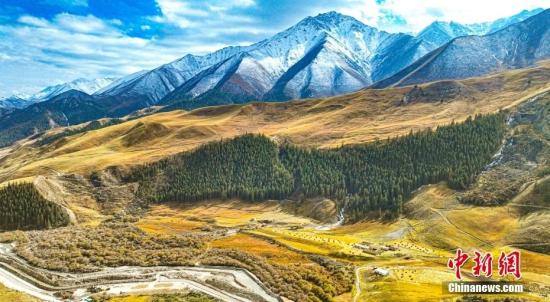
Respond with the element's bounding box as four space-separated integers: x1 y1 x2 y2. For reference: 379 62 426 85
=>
292 11 371 32
313 11 348 20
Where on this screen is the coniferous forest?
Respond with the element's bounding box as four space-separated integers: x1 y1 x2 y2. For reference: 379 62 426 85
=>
128 113 506 221
0 183 71 230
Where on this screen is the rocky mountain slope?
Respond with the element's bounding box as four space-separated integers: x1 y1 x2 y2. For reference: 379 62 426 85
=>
417 8 544 48
373 9 550 88
0 9 547 148
103 12 436 110
0 77 115 110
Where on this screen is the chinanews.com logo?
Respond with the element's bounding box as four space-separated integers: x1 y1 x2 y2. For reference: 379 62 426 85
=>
444 249 524 294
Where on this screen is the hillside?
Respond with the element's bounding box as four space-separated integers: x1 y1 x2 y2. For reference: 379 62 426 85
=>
0 183 70 231
0 11 545 150
0 65 549 302
128 114 505 220
0 61 548 182
0 90 106 147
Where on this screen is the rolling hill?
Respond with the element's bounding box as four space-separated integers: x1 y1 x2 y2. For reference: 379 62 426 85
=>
0 9 547 149
0 61 548 183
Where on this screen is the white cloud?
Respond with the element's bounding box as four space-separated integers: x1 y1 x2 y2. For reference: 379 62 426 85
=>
154 0 208 28
307 0 549 33
17 15 50 27
0 52 12 60
54 13 116 34
153 0 258 28
0 13 186 97
208 0 256 12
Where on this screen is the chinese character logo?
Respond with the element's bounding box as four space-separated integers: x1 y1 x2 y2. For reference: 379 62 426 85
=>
472 251 493 277
447 248 469 279
498 251 521 279
447 249 521 280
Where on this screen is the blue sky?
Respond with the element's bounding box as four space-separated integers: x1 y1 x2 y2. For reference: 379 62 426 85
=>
0 0 548 97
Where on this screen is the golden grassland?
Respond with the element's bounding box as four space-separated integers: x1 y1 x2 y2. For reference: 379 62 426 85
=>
209 233 308 264
231 183 550 302
128 182 550 302
105 293 215 302
0 284 39 302
1 61 549 182
135 204 206 234
107 297 150 302
136 200 314 233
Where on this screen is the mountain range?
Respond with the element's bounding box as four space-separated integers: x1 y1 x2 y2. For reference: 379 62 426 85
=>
0 8 548 147
417 8 544 48
373 9 550 88
0 77 115 110
108 8 547 110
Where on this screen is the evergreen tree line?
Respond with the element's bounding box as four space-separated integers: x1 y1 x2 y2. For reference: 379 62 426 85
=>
128 113 506 220
0 183 71 230
128 134 294 203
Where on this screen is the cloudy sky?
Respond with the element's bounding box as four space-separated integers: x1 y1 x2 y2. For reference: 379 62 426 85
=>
0 0 548 97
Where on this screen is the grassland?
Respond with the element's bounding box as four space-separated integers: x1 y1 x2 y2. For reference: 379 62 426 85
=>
0 284 40 302
0 61 548 182
135 200 315 234
210 233 308 264
0 62 549 301
233 183 550 302
104 292 217 302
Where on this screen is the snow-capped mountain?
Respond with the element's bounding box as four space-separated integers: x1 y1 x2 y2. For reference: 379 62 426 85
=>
94 47 245 115
0 96 29 110
158 12 436 108
97 9 546 111
30 77 116 102
486 8 545 33
0 77 116 109
417 8 544 48
373 9 550 88
100 12 428 110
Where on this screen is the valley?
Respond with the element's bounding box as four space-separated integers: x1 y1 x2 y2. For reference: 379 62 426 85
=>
0 63 548 302
0 242 279 302
0 7 550 302
1 61 548 184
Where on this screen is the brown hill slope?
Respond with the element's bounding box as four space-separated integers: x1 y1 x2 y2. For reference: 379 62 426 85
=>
0 61 549 182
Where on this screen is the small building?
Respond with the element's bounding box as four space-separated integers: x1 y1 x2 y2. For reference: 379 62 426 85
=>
373 267 389 276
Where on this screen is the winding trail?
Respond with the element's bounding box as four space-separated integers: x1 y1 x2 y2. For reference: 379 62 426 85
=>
0 244 279 302
0 267 58 302
353 266 369 302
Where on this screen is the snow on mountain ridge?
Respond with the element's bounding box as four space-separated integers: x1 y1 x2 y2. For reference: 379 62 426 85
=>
97 8 547 111
29 77 116 102
0 77 116 109
95 45 246 103
416 8 544 48
0 96 29 109
159 12 407 104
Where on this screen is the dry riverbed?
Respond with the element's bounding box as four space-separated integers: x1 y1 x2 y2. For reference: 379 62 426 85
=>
0 243 279 302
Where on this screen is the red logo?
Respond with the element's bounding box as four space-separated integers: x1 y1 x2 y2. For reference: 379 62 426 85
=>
447 249 521 280
447 248 469 279
472 251 493 277
498 251 521 279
